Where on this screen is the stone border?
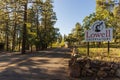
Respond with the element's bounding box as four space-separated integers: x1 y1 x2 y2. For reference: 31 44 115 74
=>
69 57 120 78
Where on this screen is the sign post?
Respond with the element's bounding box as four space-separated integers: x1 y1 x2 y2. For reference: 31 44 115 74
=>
108 41 110 55
85 20 113 55
87 42 89 56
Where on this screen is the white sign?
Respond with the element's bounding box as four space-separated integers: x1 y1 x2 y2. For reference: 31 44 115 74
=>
85 21 113 42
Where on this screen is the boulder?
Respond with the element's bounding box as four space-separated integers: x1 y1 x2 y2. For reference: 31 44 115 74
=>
116 69 120 77
85 62 90 68
100 67 111 71
114 78 120 80
109 69 115 76
69 63 81 78
112 64 118 70
86 69 94 76
81 70 87 77
97 70 107 78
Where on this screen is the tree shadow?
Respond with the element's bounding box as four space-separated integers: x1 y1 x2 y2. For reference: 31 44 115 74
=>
0 48 71 80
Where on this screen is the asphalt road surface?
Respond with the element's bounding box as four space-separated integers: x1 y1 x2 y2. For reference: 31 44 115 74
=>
0 48 71 80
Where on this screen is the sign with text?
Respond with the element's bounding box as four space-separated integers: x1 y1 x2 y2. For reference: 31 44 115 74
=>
85 21 113 42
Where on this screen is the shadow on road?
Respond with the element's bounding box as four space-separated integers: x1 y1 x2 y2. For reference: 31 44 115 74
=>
0 48 71 80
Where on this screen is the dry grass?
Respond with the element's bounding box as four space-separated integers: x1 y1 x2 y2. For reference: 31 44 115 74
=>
78 48 120 62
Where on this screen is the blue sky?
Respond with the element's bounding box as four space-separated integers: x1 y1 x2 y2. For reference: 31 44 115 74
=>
53 0 96 35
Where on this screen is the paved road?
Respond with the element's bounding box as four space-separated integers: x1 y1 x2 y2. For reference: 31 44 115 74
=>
0 48 71 80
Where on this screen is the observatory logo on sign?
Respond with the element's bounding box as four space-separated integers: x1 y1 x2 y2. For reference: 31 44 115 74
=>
92 21 105 32
85 20 113 42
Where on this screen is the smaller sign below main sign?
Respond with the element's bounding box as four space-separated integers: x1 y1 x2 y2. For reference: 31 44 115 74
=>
85 20 113 42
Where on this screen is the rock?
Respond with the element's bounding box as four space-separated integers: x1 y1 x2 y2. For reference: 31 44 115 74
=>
85 63 90 68
110 63 115 68
116 69 120 77
91 62 100 69
68 58 120 78
113 64 118 70
95 78 98 80
114 78 120 80
81 70 87 77
69 57 77 67
69 63 81 78
86 69 94 76
69 69 80 78
97 70 107 77
100 67 111 71
91 68 98 73
87 69 93 73
119 64 120 68
100 62 106 67
107 62 112 67
109 69 115 76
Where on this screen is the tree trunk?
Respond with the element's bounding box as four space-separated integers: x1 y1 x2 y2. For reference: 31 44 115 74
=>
21 3 27 54
30 44 32 52
12 3 17 52
19 40 21 52
12 21 17 51
5 22 9 51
